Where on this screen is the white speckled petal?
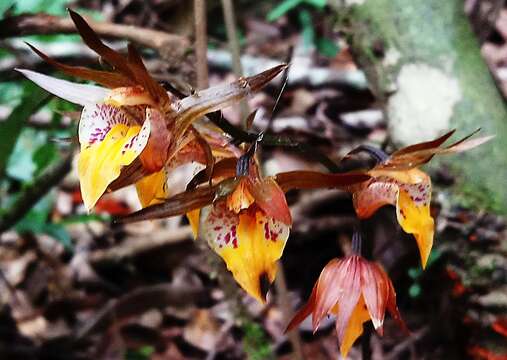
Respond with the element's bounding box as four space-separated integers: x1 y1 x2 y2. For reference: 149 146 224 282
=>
79 104 133 146
123 116 151 156
200 201 240 250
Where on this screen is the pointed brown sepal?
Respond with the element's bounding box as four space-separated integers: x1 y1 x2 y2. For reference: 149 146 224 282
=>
174 64 289 139
285 283 317 333
244 64 288 92
68 10 170 108
108 158 146 191
68 9 135 80
116 185 216 223
379 129 493 171
186 157 238 190
126 44 169 108
392 129 456 157
274 171 370 193
25 42 133 88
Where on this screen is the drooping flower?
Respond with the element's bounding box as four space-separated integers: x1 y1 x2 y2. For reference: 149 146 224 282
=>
118 155 371 302
346 130 493 268
198 155 292 303
286 255 406 358
17 10 286 211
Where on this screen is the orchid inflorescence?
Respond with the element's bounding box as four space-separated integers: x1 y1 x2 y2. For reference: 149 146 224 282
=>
19 10 493 357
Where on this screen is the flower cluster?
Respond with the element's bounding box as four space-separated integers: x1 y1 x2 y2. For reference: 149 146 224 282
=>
20 10 492 358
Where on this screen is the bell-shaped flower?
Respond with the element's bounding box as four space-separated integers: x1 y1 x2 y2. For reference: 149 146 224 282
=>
17 10 286 211
286 255 406 358
346 130 492 268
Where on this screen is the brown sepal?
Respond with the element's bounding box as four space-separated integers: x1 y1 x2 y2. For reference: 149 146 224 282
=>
25 42 133 88
275 171 370 193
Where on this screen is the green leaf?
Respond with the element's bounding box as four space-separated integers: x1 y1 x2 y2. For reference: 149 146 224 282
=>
0 1 14 17
0 81 24 106
409 283 421 298
298 9 315 49
33 143 58 176
304 0 327 8
7 128 48 182
267 0 303 22
124 346 155 360
59 214 110 225
408 267 421 280
0 84 49 178
316 37 340 57
14 194 53 233
13 0 72 15
44 223 72 249
426 248 442 267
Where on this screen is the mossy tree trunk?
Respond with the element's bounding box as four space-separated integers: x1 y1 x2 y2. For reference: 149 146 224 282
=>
332 0 507 213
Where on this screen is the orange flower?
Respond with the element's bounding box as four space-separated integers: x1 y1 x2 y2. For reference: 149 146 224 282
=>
347 130 492 268
199 157 292 303
286 255 406 358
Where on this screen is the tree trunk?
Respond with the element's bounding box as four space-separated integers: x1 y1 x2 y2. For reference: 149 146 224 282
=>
332 0 507 214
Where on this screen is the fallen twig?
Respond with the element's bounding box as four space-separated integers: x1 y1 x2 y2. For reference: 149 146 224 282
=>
0 13 190 65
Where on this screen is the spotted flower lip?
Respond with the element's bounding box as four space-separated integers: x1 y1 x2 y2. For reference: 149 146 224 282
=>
346 130 493 268
286 255 406 358
198 157 292 303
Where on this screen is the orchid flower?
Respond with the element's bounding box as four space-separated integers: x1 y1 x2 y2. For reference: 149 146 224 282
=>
197 155 292 303
119 152 370 302
346 130 493 268
17 10 286 211
286 251 406 358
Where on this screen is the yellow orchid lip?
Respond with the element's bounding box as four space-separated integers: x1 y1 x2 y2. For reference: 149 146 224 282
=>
77 112 151 211
346 130 493 269
201 203 289 303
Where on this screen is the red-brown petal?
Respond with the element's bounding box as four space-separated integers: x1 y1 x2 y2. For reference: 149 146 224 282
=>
247 177 292 225
285 283 318 333
311 258 346 330
333 257 363 343
139 108 171 173
361 261 389 332
352 180 399 219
